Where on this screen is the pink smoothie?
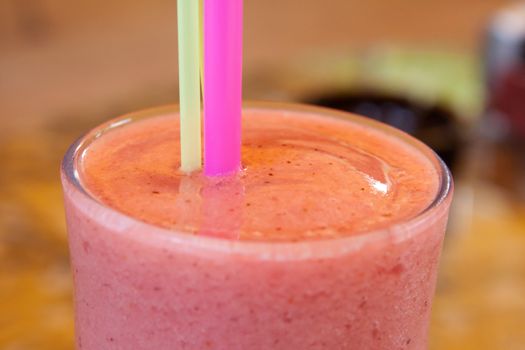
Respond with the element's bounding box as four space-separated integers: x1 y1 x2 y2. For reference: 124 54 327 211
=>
62 104 452 350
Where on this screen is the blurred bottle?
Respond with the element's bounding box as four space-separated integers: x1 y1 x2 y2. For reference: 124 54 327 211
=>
474 2 525 197
485 2 525 138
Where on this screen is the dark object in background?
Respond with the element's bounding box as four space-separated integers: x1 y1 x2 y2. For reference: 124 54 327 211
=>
308 92 462 168
484 2 525 139
471 2 525 199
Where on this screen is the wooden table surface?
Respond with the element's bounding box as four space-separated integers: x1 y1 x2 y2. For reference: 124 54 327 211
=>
1 1 524 349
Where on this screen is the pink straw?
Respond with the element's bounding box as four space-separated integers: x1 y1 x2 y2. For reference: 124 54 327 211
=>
204 0 243 176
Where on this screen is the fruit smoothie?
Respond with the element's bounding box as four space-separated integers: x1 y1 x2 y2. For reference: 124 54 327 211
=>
61 103 452 350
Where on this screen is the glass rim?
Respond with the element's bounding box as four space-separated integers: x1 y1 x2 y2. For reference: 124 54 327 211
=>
61 101 453 260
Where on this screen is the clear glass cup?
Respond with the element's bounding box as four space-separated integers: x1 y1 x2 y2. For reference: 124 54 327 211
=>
61 102 453 350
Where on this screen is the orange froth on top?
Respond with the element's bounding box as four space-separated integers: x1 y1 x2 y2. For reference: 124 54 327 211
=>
79 109 439 241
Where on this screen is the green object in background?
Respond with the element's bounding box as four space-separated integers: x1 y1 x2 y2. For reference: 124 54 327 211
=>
276 48 485 123
366 48 485 122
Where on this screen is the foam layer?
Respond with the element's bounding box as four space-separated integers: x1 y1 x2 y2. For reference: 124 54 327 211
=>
79 108 439 241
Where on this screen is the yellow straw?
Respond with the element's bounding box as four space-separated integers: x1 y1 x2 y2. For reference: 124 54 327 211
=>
178 0 202 172
199 0 205 98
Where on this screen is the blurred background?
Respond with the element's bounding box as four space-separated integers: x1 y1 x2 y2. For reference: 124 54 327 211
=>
1 0 525 349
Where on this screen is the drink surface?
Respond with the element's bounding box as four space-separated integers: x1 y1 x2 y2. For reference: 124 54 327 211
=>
78 108 439 241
